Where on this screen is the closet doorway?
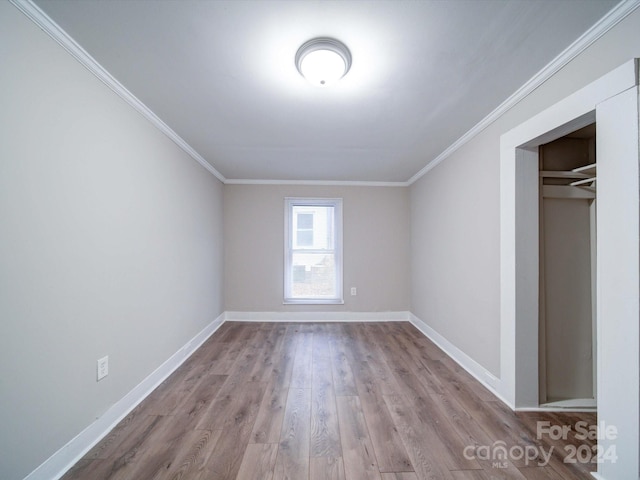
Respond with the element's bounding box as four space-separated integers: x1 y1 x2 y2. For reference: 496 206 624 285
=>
538 124 596 408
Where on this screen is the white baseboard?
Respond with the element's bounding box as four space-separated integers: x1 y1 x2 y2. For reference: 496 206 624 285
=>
225 311 410 322
409 313 512 408
28 310 517 480
25 313 225 480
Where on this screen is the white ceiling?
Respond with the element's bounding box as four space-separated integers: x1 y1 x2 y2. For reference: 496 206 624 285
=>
33 0 619 183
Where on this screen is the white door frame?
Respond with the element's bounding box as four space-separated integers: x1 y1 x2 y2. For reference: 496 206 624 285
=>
499 59 639 479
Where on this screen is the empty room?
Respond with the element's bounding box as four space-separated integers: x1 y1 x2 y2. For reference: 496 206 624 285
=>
2 1 640 479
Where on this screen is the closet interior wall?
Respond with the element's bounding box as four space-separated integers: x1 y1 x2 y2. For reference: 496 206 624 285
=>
538 125 597 407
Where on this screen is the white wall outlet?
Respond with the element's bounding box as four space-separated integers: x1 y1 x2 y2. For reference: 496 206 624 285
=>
97 355 108 381
350 287 357 296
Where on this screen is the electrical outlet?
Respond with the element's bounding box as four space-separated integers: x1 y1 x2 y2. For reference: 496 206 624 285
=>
350 287 357 296
97 356 109 381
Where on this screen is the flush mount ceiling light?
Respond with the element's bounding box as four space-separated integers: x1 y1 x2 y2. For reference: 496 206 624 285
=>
295 37 352 87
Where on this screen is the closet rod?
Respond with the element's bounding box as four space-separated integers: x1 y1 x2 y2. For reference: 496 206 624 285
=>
570 177 597 187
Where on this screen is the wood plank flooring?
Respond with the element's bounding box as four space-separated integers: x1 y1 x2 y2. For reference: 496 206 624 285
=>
62 322 597 480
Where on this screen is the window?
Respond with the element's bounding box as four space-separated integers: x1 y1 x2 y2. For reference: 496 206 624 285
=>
296 213 314 247
284 198 343 304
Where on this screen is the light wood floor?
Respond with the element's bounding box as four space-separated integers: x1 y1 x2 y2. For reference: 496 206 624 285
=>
62 322 597 480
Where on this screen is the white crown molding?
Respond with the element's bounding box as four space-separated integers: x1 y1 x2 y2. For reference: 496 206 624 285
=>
224 179 409 187
10 0 227 184
407 0 640 186
12 0 638 187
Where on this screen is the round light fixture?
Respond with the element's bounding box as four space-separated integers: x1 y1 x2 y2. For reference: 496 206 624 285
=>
295 37 351 87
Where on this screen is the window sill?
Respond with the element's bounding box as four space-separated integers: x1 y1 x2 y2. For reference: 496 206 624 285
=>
283 298 344 305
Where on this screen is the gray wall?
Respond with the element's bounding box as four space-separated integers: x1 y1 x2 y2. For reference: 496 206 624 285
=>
0 4 224 479
4 0 640 478
224 184 410 313
410 134 501 375
410 7 640 378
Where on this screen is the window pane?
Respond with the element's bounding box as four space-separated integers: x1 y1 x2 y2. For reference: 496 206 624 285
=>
297 213 313 229
291 252 336 297
297 230 313 246
292 205 334 249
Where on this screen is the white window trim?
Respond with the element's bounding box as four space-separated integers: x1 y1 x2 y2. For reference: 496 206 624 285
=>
284 197 343 305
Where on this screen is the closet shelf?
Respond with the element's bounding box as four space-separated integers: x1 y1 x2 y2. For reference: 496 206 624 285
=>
572 163 597 175
540 171 591 179
540 163 597 198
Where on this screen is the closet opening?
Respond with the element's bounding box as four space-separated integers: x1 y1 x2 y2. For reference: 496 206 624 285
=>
538 123 596 409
